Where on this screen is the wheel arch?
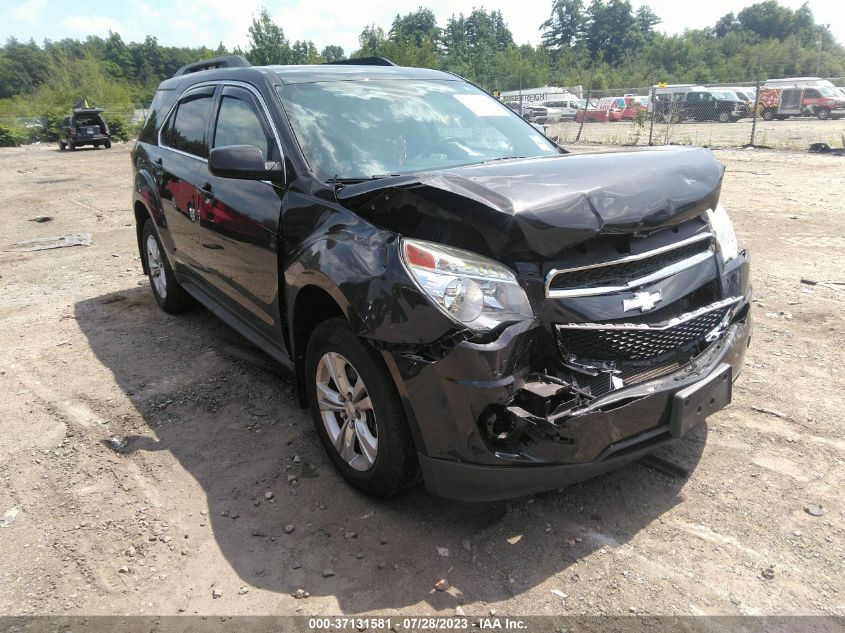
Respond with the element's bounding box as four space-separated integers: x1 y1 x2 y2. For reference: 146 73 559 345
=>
290 283 346 406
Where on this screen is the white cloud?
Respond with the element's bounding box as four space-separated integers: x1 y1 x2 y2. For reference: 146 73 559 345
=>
63 15 128 36
12 0 48 24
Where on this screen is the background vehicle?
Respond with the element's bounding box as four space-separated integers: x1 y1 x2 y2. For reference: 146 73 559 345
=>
132 56 750 501
58 107 112 150
620 95 649 120
575 99 610 123
542 97 582 120
652 86 744 123
758 80 845 120
524 104 565 124
596 97 624 122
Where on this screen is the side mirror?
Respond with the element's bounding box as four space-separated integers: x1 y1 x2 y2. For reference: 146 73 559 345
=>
208 144 282 181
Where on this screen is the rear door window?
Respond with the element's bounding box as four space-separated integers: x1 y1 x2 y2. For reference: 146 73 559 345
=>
164 87 215 158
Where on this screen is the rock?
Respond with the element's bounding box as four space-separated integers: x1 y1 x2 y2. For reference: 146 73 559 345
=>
551 589 568 599
629 607 637 613
1 508 20 528
379 537 388 545
344 530 358 539
285 524 295 534
462 539 471 552
456 606 466 616
292 561 302 569
264 491 274 500
437 546 449 557
434 579 450 592
804 503 825 517
238 586 249 595
287 475 298 485
293 455 301 464
127 545 137 557
292 588 310 599
118 566 129 574
322 568 336 577
212 588 223 599
761 566 776 580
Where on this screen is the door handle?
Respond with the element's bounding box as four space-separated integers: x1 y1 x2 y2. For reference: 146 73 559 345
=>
199 183 214 201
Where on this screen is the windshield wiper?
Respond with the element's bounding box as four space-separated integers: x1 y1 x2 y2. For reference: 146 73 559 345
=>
481 156 527 163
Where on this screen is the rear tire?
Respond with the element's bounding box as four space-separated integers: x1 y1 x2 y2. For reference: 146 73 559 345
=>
58 140 66 151
68 139 76 151
104 140 112 149
816 108 830 120
141 218 194 313
305 318 418 498
762 109 775 121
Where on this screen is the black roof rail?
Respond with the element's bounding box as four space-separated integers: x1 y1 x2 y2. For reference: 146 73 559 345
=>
324 56 398 67
174 55 251 77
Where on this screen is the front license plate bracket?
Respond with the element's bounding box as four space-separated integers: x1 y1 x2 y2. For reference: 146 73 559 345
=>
669 363 732 438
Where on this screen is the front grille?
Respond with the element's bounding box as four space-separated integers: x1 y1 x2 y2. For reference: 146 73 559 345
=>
578 352 692 397
546 233 714 297
556 300 736 361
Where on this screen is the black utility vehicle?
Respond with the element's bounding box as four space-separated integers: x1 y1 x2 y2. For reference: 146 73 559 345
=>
131 56 751 501
59 107 112 150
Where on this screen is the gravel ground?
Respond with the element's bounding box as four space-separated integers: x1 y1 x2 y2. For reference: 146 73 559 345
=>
0 142 843 619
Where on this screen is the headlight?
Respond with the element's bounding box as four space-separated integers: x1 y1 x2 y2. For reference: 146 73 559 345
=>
401 238 534 331
707 204 739 263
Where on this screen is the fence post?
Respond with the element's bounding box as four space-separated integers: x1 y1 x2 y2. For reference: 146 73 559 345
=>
750 65 762 147
648 85 656 146
575 87 589 143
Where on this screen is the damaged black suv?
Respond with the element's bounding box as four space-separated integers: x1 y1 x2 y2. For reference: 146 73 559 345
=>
131 55 751 501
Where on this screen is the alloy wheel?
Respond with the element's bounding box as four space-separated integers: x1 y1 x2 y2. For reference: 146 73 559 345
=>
146 234 167 299
315 352 378 471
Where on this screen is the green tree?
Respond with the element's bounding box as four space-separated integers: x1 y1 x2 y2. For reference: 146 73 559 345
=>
320 45 345 62
540 0 585 54
246 7 291 65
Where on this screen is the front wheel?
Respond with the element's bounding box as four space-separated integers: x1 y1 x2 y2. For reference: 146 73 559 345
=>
816 108 831 120
762 109 775 121
305 318 418 498
718 111 730 123
141 218 194 313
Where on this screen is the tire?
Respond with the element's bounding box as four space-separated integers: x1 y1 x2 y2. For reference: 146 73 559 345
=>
141 218 194 313
816 108 830 120
762 109 775 121
68 139 76 151
305 317 418 498
104 140 112 149
58 140 65 151
718 111 730 123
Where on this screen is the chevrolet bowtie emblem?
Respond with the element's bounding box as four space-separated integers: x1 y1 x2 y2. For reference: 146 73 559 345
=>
623 290 663 312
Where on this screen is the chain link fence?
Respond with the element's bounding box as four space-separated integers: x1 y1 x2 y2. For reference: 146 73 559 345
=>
530 77 845 151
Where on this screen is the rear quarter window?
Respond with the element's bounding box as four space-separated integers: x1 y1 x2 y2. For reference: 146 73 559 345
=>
139 89 173 145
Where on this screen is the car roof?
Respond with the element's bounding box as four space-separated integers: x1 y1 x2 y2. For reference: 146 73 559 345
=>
158 63 458 91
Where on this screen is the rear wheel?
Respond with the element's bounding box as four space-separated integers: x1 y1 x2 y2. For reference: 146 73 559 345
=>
718 111 730 123
816 108 831 120
104 140 112 149
141 218 194 313
762 109 775 121
305 318 418 498
58 140 66 151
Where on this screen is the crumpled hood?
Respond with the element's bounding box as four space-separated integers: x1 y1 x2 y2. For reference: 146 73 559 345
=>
338 146 724 260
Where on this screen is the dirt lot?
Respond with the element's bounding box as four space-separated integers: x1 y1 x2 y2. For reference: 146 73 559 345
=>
549 116 845 150
0 142 843 619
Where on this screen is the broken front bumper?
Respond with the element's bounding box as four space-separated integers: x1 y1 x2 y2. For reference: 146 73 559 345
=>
383 275 752 502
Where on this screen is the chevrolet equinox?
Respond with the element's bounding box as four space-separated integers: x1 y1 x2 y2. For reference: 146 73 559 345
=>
130 55 752 501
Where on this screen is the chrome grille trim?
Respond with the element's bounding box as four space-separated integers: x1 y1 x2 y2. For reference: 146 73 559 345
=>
545 232 715 299
556 296 741 331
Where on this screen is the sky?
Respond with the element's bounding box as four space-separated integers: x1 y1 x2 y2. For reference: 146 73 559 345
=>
2 0 844 55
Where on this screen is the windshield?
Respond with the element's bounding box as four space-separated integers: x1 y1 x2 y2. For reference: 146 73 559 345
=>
276 80 559 180
713 90 738 100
